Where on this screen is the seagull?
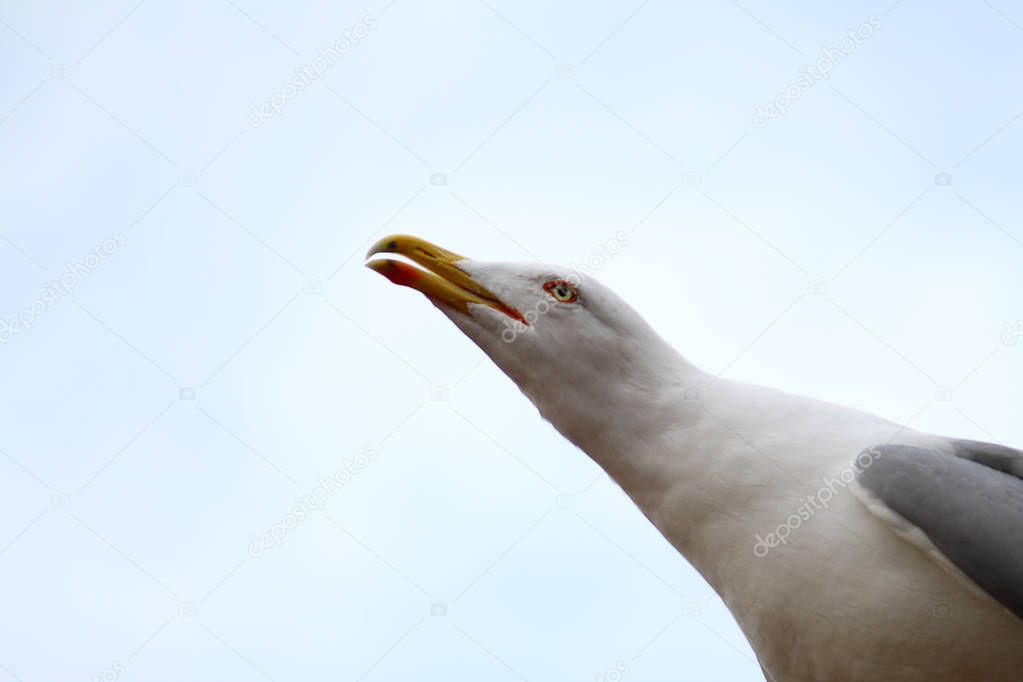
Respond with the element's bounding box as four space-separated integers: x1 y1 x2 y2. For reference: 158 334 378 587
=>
366 234 1023 681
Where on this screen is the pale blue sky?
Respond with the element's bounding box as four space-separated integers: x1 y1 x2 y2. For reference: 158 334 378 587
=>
1 1 1022 680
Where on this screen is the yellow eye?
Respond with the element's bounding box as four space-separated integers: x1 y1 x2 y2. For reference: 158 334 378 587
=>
543 279 579 303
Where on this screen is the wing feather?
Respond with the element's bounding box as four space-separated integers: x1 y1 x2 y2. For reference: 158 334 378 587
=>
855 442 1023 621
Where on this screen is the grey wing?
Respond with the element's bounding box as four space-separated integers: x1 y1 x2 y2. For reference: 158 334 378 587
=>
855 441 1023 621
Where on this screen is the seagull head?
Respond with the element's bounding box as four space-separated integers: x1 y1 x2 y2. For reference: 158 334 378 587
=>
366 234 695 455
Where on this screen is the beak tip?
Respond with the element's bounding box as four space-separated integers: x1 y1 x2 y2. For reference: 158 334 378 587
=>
365 258 424 288
365 258 392 274
365 235 408 260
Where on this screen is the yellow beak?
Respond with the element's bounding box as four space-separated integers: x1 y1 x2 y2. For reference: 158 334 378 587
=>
365 234 524 322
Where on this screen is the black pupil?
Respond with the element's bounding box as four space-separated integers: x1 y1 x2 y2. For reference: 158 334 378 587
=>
556 285 569 297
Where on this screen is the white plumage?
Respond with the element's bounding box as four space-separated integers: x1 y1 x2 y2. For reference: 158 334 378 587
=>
367 234 1023 681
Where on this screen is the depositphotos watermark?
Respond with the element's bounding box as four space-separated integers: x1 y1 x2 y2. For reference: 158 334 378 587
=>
0 231 127 344
500 230 632 343
90 661 126 682
594 661 630 682
247 446 378 558
752 445 883 558
752 15 881 128
248 15 378 128
1001 320 1023 345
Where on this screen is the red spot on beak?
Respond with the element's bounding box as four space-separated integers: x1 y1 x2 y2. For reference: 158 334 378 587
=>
371 260 423 288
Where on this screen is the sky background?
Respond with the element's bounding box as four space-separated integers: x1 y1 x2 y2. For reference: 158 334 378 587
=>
2 1 1022 680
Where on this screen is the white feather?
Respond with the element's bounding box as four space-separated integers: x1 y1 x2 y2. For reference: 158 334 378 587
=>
435 259 1023 681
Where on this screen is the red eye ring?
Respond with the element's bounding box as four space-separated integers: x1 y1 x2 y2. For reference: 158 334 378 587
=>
543 279 579 303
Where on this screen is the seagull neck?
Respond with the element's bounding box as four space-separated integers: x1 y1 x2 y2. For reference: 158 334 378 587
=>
535 353 781 583
529 337 708 480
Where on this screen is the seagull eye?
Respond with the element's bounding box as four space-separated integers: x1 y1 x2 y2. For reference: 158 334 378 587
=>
543 280 579 303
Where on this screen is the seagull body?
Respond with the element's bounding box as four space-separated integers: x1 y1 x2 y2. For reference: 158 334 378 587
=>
367 235 1023 681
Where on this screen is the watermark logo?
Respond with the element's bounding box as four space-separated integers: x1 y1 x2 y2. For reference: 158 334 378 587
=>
807 279 828 295
500 293 560 344
248 16 377 128
248 446 378 557
0 231 126 344
753 16 881 128
681 601 702 617
594 661 630 682
501 230 632 344
566 229 632 277
1001 320 1023 346
90 661 126 682
753 445 883 557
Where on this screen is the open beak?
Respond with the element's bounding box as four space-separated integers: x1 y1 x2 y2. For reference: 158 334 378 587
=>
365 234 524 322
